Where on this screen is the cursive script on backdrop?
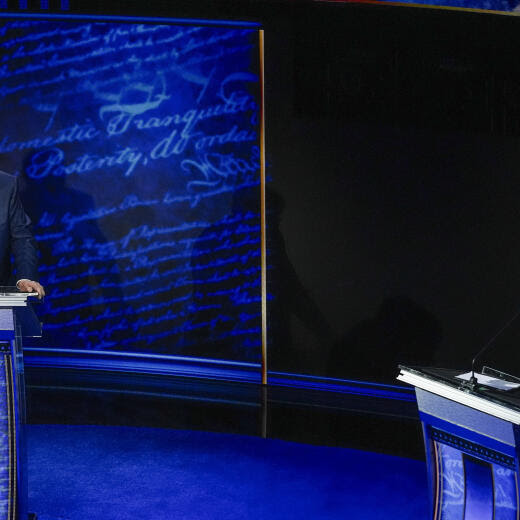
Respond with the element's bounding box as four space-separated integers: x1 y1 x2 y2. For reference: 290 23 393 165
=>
0 20 262 361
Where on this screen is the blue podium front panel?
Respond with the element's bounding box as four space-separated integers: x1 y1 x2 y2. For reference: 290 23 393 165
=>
0 342 18 520
494 465 518 520
421 403 519 520
436 443 464 520
434 437 518 520
416 389 517 448
398 370 520 520
463 455 494 520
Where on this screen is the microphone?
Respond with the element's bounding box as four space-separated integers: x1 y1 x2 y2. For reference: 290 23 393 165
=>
465 306 520 390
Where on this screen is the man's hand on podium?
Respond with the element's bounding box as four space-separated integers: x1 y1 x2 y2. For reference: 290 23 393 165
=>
16 279 45 299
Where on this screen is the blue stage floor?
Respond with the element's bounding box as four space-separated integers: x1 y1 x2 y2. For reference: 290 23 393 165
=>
27 425 428 520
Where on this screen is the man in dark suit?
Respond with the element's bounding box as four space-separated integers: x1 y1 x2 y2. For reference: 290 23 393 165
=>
0 171 44 298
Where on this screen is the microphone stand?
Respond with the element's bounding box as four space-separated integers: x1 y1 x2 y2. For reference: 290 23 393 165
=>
464 306 520 391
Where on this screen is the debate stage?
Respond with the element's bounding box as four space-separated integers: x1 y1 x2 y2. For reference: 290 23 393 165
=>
2 1 520 519
24 367 427 520
26 425 427 520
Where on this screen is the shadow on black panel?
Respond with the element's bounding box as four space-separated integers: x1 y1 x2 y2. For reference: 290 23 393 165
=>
18 159 126 350
328 296 442 383
266 187 333 374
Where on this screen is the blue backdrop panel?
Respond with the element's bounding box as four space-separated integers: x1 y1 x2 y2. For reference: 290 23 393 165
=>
0 19 262 362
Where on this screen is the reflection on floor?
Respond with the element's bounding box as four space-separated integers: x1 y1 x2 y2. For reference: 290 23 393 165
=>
27 425 428 520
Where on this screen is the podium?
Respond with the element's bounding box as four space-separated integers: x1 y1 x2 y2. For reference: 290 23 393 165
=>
398 366 520 520
0 291 40 520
